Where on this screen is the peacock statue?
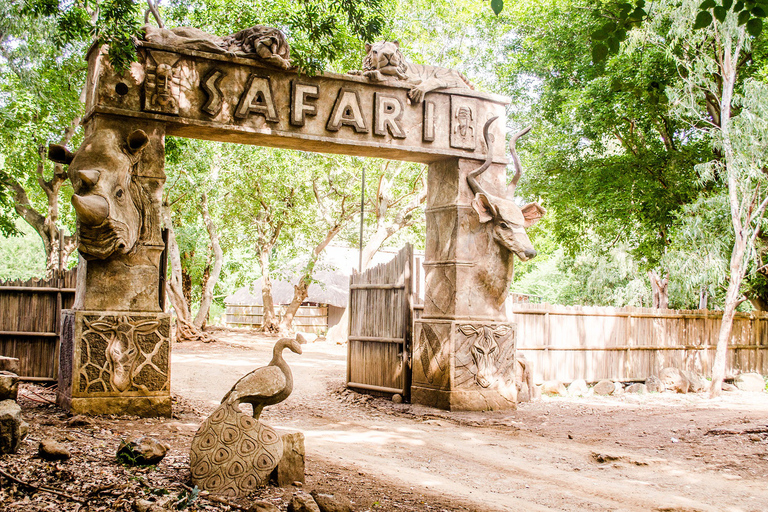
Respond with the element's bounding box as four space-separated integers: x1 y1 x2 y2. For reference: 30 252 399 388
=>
190 338 302 497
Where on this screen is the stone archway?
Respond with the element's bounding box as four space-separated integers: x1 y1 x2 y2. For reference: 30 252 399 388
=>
56 31 533 416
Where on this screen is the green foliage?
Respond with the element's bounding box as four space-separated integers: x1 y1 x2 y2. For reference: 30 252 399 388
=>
0 222 47 280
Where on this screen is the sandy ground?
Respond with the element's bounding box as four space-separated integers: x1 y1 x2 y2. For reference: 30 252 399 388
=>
169 330 768 512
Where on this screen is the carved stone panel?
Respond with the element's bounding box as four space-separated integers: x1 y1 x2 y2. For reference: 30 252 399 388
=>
411 319 518 411
58 310 171 417
450 97 478 150
143 50 182 115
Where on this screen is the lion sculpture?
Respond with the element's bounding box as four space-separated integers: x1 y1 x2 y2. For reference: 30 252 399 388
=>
142 24 291 69
353 40 473 103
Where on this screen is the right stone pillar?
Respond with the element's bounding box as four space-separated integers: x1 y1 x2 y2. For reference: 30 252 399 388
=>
411 157 518 410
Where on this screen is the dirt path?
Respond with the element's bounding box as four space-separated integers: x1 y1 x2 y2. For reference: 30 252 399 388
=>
171 331 768 512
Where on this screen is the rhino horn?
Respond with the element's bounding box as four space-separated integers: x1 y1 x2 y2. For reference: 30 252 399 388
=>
77 170 101 187
72 194 109 225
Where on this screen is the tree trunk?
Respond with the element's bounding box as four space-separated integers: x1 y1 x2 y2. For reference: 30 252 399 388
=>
649 271 669 309
193 192 223 329
710 242 745 397
163 207 214 342
258 249 281 333
699 286 709 310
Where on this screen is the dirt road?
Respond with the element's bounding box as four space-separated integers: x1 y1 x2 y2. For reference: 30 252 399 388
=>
171 331 768 512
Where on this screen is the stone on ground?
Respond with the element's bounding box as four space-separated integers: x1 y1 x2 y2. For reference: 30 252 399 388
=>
391 393 403 404
296 332 319 344
288 493 322 512
645 375 663 393
248 501 280 512
117 436 169 466
722 382 739 392
0 399 24 454
592 379 615 396
273 432 306 487
66 415 93 427
0 371 19 401
626 383 647 394
659 367 689 393
734 373 766 392
0 356 19 375
567 379 588 397
39 438 71 460
613 382 624 395
541 380 567 396
310 490 354 512
683 370 707 393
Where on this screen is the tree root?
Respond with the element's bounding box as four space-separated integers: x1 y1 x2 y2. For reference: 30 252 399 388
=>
174 318 218 343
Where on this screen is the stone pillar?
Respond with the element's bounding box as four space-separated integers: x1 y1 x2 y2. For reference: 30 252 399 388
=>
57 114 171 417
411 158 518 411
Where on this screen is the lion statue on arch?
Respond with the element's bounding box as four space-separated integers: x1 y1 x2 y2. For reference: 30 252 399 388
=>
353 40 474 103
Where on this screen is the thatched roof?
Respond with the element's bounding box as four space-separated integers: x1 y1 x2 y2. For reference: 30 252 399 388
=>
225 246 401 308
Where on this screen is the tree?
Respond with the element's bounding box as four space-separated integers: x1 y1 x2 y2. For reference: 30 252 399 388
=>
0 6 86 275
658 0 768 395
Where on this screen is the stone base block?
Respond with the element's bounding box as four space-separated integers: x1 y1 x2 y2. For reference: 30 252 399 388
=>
272 431 305 486
0 371 19 401
0 399 24 454
0 356 20 375
58 395 172 417
58 309 171 418
411 385 516 411
411 319 518 411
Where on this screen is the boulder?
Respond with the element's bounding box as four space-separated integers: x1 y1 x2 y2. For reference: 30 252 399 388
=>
645 375 663 393
567 379 589 397
272 432 305 487
248 502 281 512
592 379 615 396
66 415 93 428
0 356 19 375
296 332 319 344
541 380 567 396
659 367 689 393
734 373 766 393
39 438 71 460
117 436 168 466
310 490 354 512
682 371 707 393
626 383 647 394
722 382 739 392
0 399 24 454
0 371 19 401
288 493 321 512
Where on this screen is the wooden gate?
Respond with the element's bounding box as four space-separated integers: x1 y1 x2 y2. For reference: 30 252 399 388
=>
0 269 77 381
347 244 414 397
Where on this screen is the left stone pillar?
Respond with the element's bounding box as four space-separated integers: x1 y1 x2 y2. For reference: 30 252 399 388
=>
57 114 171 417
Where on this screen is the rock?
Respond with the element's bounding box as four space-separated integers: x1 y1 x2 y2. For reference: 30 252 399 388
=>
0 356 19 375
287 493 321 512
135 499 168 512
273 432 306 487
592 379 615 396
734 373 766 392
613 382 624 395
722 382 739 392
567 379 589 397
391 393 403 404
248 502 280 512
645 375 663 393
296 332 318 344
0 371 19 401
310 490 354 512
659 367 689 393
117 436 168 466
682 371 706 393
66 415 93 427
541 380 567 396
626 383 647 394
0 399 23 454
39 438 71 460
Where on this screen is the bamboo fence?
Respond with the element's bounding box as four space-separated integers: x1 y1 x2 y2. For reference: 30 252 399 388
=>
511 303 768 383
0 269 77 381
225 304 328 334
346 244 413 396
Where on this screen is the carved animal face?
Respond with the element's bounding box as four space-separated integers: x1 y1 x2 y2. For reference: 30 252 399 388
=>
49 129 150 260
459 324 513 388
363 41 408 78
472 193 545 262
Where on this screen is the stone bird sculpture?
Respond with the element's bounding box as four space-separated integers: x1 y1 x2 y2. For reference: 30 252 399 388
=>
190 337 302 496
221 337 302 419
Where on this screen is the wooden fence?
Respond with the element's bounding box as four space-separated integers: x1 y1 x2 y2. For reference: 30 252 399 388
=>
347 244 413 397
511 303 768 384
0 269 77 381
225 304 328 334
